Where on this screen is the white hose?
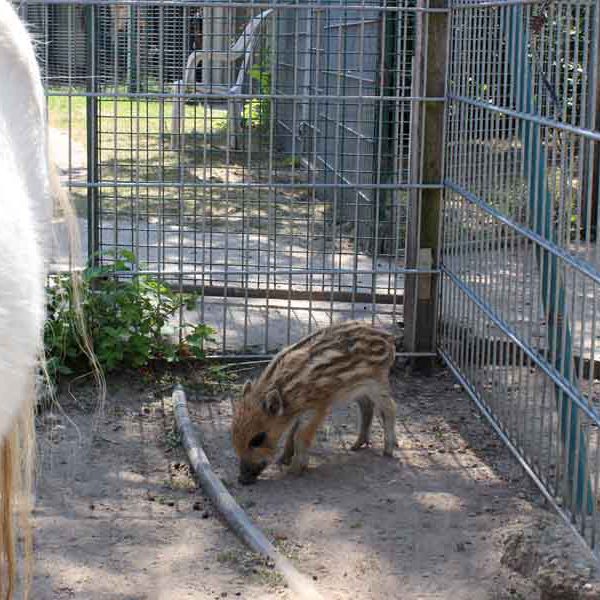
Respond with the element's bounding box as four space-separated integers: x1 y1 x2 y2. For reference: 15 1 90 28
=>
172 385 324 600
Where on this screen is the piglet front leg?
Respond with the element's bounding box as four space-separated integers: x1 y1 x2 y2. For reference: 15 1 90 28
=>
288 407 328 475
277 419 300 466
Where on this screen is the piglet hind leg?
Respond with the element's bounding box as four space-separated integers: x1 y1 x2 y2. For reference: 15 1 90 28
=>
277 419 300 466
351 396 374 451
373 382 398 457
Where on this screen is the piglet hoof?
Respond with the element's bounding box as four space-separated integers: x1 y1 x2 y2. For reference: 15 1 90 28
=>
288 455 309 476
383 442 399 457
350 440 372 452
289 464 308 476
276 453 293 467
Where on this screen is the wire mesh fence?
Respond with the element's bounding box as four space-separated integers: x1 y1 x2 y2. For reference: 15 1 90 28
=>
17 0 427 355
440 0 600 557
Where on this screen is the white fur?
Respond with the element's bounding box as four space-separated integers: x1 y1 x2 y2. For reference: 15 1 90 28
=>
0 0 50 441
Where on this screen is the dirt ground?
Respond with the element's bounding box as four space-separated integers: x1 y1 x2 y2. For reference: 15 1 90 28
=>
30 362 589 600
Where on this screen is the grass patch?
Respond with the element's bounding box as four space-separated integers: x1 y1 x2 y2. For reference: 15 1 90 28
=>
47 88 322 231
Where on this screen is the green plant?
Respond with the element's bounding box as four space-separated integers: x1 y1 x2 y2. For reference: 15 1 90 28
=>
242 47 272 130
283 156 302 169
44 249 216 381
165 425 182 451
200 365 237 392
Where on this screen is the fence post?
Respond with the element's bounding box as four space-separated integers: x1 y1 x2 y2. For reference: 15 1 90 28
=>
86 4 99 266
404 0 448 365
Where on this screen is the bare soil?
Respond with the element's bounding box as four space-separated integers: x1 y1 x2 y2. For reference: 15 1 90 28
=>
30 362 588 599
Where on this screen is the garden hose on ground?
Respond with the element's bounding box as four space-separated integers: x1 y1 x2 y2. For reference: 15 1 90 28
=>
172 385 324 600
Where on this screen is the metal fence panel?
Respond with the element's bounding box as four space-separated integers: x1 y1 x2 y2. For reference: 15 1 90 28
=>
18 0 428 355
441 0 600 556
275 3 415 256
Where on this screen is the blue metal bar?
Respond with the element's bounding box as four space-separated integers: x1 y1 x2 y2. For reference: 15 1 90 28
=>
502 5 594 514
444 180 600 287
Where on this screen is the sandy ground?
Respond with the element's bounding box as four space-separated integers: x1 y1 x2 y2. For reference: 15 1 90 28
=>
28 361 578 600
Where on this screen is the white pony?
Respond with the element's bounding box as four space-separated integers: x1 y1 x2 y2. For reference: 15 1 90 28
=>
1 1 59 596
0 3 99 595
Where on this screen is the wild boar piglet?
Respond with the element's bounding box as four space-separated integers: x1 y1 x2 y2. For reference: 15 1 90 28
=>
231 321 398 484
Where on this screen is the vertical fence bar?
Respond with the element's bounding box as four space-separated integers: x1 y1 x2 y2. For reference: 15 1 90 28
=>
127 3 137 94
86 2 99 266
584 9 600 242
405 0 448 362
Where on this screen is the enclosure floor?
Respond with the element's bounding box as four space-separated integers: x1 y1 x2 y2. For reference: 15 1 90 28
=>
30 366 553 599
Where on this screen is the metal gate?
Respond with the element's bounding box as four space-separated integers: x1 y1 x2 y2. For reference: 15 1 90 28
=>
440 0 600 556
20 0 432 356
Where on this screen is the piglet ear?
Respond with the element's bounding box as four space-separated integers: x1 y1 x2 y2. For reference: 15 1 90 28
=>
242 380 253 397
262 388 284 417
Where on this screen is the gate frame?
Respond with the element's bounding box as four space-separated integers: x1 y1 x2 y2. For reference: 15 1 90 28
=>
404 0 449 364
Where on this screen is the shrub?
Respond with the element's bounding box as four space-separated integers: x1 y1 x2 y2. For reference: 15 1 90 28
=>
44 250 215 381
